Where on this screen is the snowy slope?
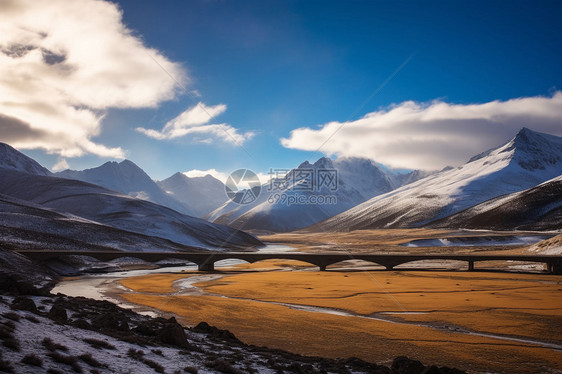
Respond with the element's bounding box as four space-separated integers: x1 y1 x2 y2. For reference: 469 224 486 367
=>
0 169 261 250
529 234 562 255
316 128 562 231
157 172 228 217
0 192 208 253
0 142 51 176
56 160 193 215
208 157 402 232
430 175 562 230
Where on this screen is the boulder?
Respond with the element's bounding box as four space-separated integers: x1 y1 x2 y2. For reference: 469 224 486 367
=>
392 356 425 374
11 296 37 313
48 303 68 323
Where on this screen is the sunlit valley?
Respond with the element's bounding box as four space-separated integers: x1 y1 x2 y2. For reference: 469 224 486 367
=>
0 1 561 373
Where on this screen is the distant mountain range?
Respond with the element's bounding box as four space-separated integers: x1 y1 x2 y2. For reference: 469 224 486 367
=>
207 157 430 232
0 143 262 252
157 172 228 218
56 160 193 215
1 127 559 241
315 128 562 231
56 161 227 217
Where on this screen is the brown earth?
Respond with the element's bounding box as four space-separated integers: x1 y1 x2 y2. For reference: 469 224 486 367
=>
119 264 562 373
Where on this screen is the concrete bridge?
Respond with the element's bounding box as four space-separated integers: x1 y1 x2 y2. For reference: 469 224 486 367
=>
14 250 562 274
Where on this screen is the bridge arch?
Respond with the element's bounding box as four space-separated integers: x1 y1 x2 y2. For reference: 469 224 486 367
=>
202 257 326 271
324 259 387 270
392 259 469 271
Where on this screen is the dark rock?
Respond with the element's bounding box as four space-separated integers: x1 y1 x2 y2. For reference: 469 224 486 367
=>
192 321 241 343
72 319 91 330
48 303 67 323
158 319 188 348
392 356 425 374
0 274 39 296
422 367 466 374
118 321 130 332
345 357 390 373
90 313 120 331
133 321 158 337
11 297 37 313
422 366 442 374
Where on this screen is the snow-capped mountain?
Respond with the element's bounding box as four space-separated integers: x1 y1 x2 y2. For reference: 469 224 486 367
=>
316 128 562 231
0 192 199 253
0 144 262 250
208 157 414 232
430 175 562 231
56 160 193 215
157 172 228 217
0 143 51 176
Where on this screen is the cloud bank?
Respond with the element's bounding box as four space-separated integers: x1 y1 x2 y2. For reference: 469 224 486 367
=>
281 92 562 170
0 0 185 159
137 102 255 145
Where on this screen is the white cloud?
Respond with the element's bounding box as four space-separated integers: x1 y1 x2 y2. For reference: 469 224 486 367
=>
281 92 562 170
183 169 229 183
0 0 186 158
51 158 69 172
137 102 255 145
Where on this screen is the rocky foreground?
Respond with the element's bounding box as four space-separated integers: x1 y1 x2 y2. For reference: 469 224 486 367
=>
0 249 466 374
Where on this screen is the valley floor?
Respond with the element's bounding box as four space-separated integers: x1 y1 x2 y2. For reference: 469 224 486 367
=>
48 229 562 373
114 263 562 373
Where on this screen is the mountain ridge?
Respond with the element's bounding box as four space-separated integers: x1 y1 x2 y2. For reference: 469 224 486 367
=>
0 143 52 176
314 127 562 231
0 143 262 250
208 156 429 232
56 159 194 215
157 172 227 217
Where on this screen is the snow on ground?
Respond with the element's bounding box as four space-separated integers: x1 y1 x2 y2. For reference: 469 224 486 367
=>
0 293 404 374
529 234 562 255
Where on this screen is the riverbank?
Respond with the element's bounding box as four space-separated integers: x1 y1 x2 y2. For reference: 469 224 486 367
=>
3 247 467 374
116 264 562 373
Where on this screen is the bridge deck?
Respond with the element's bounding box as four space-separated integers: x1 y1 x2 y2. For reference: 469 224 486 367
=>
14 250 562 274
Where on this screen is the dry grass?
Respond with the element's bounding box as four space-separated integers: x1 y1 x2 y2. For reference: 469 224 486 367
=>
194 271 562 340
260 228 537 255
120 269 562 373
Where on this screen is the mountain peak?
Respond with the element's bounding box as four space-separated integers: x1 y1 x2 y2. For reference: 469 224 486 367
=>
119 159 139 168
297 160 312 169
513 127 543 145
509 128 562 171
468 127 562 170
0 142 51 176
313 157 335 168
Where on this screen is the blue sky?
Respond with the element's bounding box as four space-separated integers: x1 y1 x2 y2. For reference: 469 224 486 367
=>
3 0 562 181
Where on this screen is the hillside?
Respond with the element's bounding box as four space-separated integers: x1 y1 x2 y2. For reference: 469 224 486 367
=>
315 128 562 231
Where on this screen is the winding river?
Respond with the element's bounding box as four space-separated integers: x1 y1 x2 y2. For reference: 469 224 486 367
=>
51 244 562 353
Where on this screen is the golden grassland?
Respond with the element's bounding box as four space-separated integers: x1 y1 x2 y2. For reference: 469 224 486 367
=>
119 264 562 373
260 229 540 255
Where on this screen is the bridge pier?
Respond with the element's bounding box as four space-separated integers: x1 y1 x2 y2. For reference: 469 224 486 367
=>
198 262 215 271
550 263 562 275
468 261 474 271
319 265 327 271
385 265 394 271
